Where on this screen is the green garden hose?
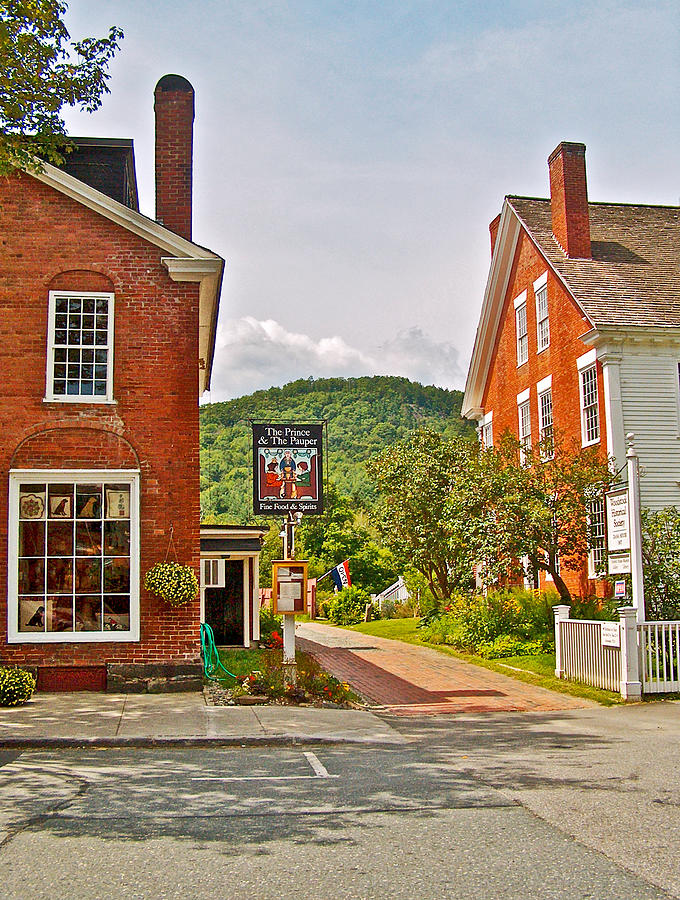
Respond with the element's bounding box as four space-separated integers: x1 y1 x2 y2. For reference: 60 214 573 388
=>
200 622 237 680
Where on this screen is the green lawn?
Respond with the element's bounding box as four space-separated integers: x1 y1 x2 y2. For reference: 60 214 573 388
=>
216 647 271 679
347 618 424 643
343 618 623 706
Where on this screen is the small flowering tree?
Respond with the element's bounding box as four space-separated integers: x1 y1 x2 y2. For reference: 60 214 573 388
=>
476 434 613 604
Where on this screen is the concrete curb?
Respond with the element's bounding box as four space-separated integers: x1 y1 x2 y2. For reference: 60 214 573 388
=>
0 734 407 750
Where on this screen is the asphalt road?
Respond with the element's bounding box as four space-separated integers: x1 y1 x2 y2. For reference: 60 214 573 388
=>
1 705 677 900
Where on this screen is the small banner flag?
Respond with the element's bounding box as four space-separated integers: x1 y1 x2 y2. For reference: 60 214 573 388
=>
330 560 352 590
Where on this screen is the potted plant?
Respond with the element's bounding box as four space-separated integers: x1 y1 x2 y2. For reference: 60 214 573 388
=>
144 562 198 607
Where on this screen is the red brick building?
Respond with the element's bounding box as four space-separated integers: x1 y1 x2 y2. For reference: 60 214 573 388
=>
463 142 680 597
1 75 224 691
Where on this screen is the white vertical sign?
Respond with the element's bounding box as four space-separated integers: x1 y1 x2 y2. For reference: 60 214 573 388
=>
606 488 630 551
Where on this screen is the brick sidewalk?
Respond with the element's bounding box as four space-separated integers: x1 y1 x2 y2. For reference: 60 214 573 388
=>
297 623 593 716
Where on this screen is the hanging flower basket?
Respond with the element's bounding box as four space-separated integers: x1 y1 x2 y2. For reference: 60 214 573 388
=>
144 562 198 607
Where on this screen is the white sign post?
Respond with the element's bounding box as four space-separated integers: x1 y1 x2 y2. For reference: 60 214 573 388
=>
626 434 646 624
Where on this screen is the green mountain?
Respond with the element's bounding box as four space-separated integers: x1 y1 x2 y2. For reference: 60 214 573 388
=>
200 375 474 523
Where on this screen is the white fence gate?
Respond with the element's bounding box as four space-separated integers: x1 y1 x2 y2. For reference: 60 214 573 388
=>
639 621 680 693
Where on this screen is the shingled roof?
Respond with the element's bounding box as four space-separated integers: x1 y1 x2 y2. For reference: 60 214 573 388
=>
508 197 680 328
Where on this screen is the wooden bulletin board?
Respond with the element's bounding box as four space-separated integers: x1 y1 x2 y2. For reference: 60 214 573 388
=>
272 560 308 615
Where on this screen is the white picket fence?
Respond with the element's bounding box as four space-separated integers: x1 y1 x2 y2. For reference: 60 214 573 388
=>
555 606 680 698
639 621 680 693
557 618 621 692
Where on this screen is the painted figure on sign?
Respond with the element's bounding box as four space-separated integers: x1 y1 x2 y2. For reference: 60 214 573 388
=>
297 460 311 487
265 459 282 489
279 449 297 498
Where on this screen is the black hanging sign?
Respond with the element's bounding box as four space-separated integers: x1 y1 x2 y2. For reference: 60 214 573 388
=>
252 423 324 515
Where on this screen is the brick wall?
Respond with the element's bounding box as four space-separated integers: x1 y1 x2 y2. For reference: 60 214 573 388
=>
0 171 202 667
481 228 607 598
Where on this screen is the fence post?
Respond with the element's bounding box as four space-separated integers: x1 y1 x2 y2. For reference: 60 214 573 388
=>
553 605 570 678
618 606 642 700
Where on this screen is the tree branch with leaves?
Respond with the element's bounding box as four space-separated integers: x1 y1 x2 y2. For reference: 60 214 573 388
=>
0 0 123 174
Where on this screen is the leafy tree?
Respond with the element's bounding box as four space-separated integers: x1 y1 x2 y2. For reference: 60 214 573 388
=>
641 507 680 620
478 434 613 604
368 430 480 602
298 482 402 595
0 0 123 174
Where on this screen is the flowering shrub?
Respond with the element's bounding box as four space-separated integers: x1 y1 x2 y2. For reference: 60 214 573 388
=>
421 589 554 658
144 562 198 607
0 666 36 706
259 606 283 647
227 652 355 705
262 629 283 650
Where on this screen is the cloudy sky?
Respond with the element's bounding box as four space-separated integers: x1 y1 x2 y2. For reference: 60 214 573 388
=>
63 0 679 401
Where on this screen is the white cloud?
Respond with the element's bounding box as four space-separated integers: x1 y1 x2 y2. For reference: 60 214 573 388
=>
206 317 466 401
374 327 467 390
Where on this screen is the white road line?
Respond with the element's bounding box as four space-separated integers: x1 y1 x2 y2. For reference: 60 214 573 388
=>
191 773 338 782
303 751 333 778
191 751 339 782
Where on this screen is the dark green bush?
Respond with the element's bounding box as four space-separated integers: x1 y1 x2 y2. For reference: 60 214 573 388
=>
326 585 370 625
0 666 36 706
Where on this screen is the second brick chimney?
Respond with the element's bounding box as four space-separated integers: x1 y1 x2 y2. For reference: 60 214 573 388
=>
548 142 591 259
154 74 194 241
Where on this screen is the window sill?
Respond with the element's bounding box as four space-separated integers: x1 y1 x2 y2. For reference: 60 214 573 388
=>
581 437 600 449
43 397 117 405
9 631 139 644
537 344 550 355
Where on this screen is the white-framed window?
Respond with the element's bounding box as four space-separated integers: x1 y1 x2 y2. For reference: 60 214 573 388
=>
544 551 560 580
579 363 600 446
587 498 606 578
537 378 554 460
517 389 531 464
515 292 528 366
202 558 225 588
480 411 493 449
8 470 140 643
534 273 549 352
46 291 114 402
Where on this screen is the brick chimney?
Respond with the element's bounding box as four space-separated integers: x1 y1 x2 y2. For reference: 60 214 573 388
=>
489 213 501 257
548 142 591 259
154 74 194 241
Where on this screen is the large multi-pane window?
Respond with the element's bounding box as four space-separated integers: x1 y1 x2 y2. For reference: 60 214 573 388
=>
538 387 554 460
588 498 606 577
580 364 600 445
518 399 531 463
535 282 550 352
46 292 114 401
515 300 528 366
9 471 139 643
